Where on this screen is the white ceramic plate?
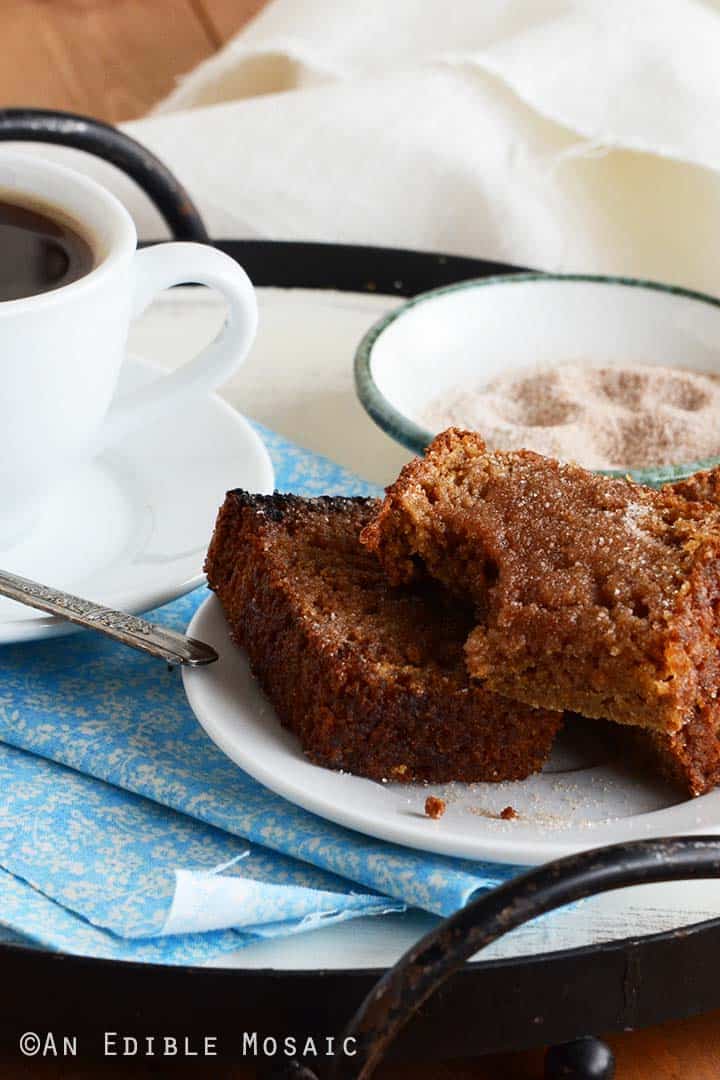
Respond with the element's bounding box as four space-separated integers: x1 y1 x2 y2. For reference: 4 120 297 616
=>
0 355 274 643
184 594 720 866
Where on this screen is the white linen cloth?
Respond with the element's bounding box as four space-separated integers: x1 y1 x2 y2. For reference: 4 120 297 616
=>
112 0 720 294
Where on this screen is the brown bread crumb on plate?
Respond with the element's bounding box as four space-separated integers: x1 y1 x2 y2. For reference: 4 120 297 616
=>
424 796 446 820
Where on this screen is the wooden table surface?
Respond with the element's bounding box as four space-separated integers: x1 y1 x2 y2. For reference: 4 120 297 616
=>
0 2 715 1077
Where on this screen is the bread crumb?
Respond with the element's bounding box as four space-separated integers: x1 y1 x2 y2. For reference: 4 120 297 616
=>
500 805 518 820
425 796 446 819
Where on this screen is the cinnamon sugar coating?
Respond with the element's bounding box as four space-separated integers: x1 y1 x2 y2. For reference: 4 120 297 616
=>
205 491 560 784
361 430 720 793
668 466 720 506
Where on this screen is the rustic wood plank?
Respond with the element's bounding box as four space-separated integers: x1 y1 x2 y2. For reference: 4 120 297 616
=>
608 1007 720 1080
0 0 217 122
198 0 266 43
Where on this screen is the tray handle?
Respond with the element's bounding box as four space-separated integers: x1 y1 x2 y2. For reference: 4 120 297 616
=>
280 836 720 1080
0 107 209 243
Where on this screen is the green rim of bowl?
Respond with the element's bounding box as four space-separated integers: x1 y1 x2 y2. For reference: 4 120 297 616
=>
354 271 720 487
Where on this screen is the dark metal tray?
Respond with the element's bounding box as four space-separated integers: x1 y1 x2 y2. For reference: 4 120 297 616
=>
1 109 719 1079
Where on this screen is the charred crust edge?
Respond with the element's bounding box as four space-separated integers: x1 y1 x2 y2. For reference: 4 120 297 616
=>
226 490 378 522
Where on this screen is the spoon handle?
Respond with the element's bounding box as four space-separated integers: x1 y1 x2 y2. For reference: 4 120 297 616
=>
0 568 218 666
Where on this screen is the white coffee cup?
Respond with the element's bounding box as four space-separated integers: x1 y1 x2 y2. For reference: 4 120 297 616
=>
0 152 258 549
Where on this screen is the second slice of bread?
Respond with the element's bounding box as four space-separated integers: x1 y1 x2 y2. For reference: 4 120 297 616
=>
205 491 561 783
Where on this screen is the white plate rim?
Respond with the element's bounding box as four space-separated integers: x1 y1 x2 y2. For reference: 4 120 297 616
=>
183 594 720 866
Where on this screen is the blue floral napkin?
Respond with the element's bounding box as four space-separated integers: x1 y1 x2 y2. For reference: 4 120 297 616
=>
0 424 521 963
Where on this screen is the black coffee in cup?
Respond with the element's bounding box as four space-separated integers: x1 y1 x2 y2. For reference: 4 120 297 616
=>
0 198 95 301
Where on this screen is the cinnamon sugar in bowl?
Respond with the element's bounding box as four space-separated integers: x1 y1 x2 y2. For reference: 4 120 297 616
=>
421 361 720 472
355 273 720 486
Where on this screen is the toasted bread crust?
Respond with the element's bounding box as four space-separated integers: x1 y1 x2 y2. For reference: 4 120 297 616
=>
667 466 720 506
205 490 561 783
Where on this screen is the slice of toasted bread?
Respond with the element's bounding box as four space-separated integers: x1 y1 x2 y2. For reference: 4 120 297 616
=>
361 431 720 795
205 491 561 783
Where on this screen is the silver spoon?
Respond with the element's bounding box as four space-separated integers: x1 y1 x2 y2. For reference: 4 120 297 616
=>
0 568 218 666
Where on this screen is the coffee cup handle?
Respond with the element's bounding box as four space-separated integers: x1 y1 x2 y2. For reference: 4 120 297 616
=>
95 242 257 452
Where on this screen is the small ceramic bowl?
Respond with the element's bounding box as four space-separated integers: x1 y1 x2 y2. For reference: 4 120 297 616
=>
354 273 720 486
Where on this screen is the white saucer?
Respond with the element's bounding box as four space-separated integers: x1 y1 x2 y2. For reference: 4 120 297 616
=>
0 356 274 644
184 594 720 865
